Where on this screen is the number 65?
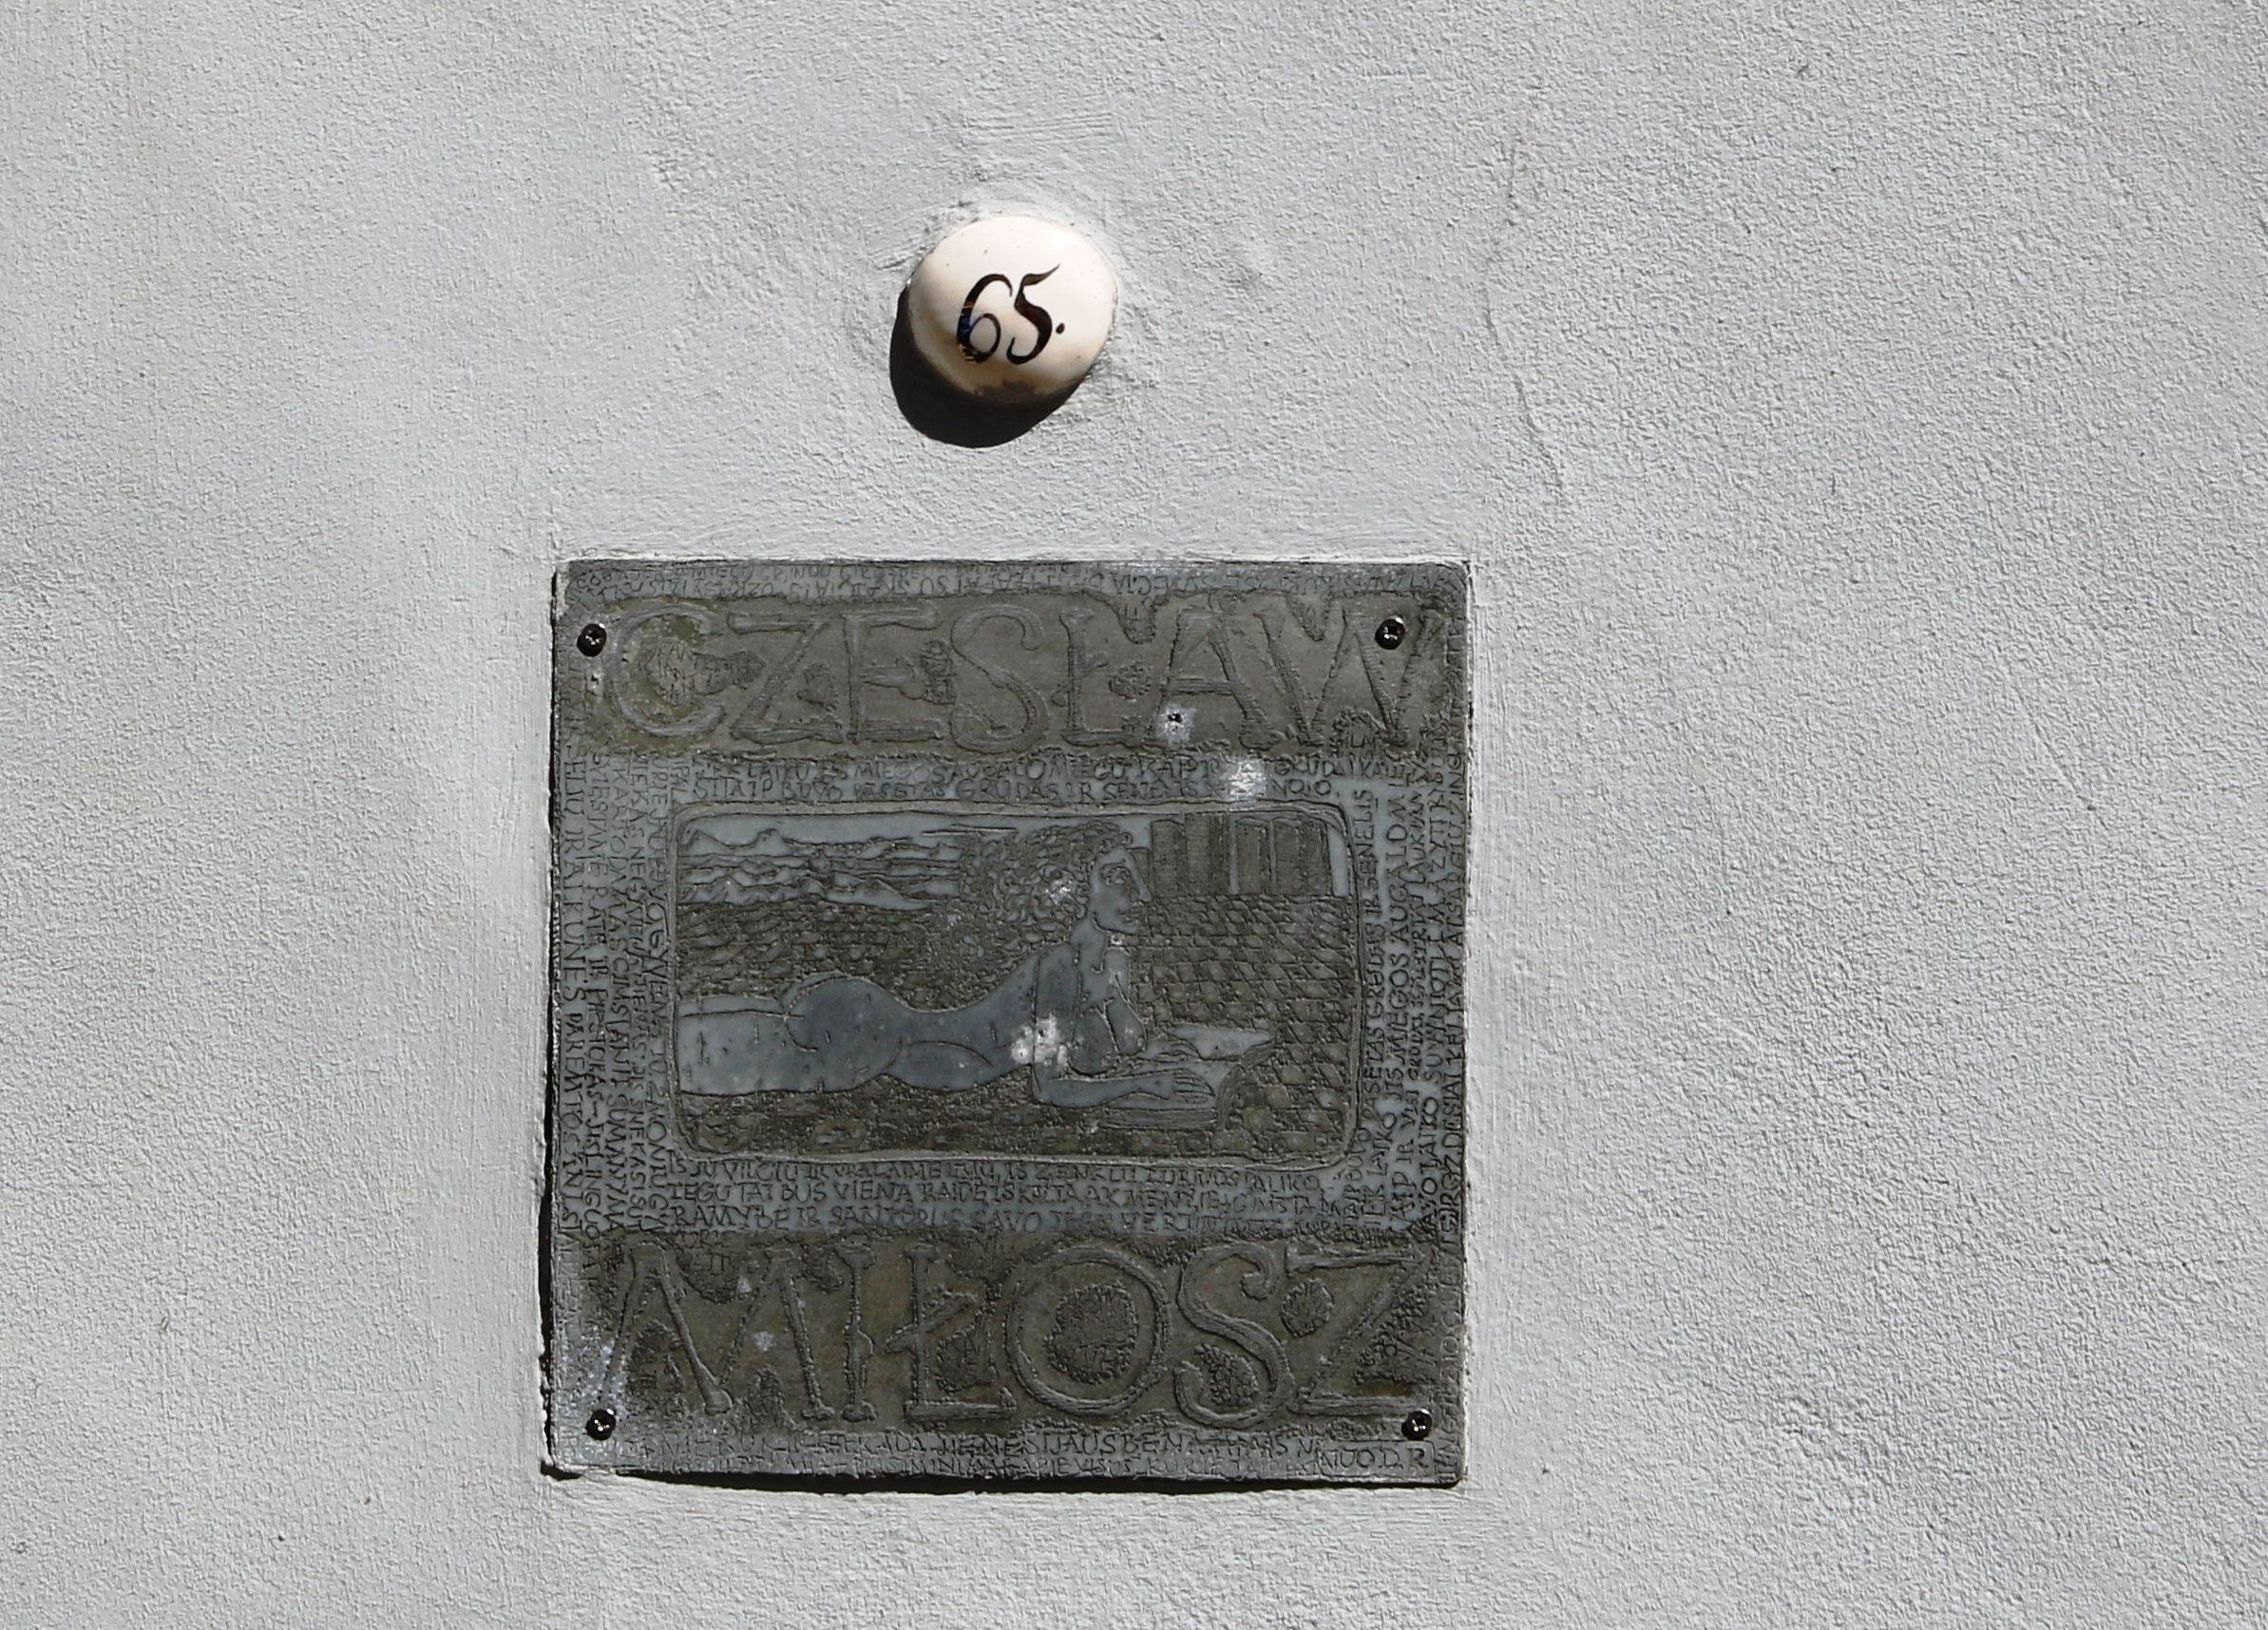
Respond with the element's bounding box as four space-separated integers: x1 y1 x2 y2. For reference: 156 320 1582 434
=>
957 265 1059 365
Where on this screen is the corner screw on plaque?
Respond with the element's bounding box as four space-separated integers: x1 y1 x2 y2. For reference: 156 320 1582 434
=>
1401 1409 1432 1442
576 622 608 656
1375 616 1408 651
585 1406 617 1441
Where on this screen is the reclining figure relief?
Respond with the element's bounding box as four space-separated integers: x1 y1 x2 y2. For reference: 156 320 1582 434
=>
677 844 1269 1109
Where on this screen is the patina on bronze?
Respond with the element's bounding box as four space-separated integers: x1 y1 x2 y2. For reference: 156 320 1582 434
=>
547 560 1467 1483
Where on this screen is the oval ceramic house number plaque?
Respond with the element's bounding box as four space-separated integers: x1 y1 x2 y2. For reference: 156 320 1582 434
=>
547 560 1468 1484
905 215 1118 403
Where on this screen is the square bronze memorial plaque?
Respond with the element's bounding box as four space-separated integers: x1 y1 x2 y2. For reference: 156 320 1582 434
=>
547 560 1467 1483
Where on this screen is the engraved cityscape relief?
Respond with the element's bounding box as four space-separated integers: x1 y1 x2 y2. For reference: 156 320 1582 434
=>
549 562 1467 1483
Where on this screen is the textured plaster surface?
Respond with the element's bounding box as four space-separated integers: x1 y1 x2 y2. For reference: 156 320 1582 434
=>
3 4 2265 1625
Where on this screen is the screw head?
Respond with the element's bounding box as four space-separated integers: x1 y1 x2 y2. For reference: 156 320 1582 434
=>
576 622 608 656
1374 616 1408 651
1401 1408 1432 1442
585 1406 617 1441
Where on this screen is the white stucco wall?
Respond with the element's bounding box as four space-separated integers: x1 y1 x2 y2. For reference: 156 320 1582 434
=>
4 5 2264 1624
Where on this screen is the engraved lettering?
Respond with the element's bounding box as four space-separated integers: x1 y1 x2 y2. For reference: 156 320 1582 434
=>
886 1243 1014 1422
948 604 1048 753
1058 604 1132 746
834 1239 877 1422
726 613 846 744
1162 605 1277 746
589 587 1458 755
1284 1245 1421 1415
1008 1243 1171 1417
601 604 729 737
722 1248 834 1421
1255 603 1396 746
595 1238 733 1414
1173 1242 1293 1429
844 604 946 744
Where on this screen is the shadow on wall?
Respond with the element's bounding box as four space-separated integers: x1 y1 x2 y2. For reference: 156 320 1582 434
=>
888 290 1077 447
